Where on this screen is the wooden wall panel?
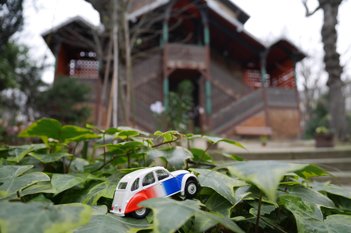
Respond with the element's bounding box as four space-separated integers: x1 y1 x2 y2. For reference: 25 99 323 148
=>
268 108 300 138
237 111 266 127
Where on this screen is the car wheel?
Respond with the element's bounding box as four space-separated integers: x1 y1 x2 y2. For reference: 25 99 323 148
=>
184 179 198 199
131 208 149 219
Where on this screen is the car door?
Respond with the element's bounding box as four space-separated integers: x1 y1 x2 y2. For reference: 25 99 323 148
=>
155 169 181 196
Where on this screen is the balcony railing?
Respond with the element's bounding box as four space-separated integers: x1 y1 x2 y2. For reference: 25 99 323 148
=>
164 43 207 70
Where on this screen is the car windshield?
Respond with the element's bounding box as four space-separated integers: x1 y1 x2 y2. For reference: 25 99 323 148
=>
117 182 128 190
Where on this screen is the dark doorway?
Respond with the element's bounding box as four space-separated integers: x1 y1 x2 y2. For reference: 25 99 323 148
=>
169 69 201 132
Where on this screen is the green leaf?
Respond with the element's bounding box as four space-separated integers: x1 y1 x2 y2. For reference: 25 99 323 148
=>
190 148 212 162
295 164 329 179
20 181 54 196
0 165 33 182
19 118 62 143
227 161 307 201
141 198 244 233
311 182 351 199
193 168 246 204
202 136 245 149
7 144 46 163
153 130 180 142
282 185 335 208
51 174 85 195
279 195 325 232
30 152 72 163
75 214 150 233
147 146 192 169
324 215 351 232
19 118 98 143
0 201 92 233
61 125 100 143
82 181 115 205
0 167 50 199
205 191 232 216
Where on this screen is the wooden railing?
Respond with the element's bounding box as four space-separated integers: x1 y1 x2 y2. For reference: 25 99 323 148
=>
212 89 265 134
211 87 299 134
266 87 298 108
164 43 207 70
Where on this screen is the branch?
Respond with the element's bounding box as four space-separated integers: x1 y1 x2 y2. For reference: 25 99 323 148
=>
302 0 321 17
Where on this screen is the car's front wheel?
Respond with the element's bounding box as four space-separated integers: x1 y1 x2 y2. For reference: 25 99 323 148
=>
131 208 150 219
184 179 198 199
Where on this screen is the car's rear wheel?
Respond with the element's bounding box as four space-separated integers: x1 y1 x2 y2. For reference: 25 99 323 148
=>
131 208 149 219
184 179 198 199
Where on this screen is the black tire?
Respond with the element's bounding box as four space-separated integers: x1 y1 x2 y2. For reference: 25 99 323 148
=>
184 179 198 199
130 208 150 219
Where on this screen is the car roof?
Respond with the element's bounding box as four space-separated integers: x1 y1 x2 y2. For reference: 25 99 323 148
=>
119 166 167 183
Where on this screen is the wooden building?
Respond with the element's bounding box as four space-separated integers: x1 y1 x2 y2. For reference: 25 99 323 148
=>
42 0 305 138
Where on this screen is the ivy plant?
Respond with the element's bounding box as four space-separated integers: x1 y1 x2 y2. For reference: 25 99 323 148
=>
0 118 350 233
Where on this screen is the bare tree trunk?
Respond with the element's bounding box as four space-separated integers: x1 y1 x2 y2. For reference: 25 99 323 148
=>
320 0 347 139
98 40 112 127
112 0 119 128
123 7 132 126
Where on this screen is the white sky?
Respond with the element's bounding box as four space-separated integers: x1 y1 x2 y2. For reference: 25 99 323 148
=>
19 0 351 88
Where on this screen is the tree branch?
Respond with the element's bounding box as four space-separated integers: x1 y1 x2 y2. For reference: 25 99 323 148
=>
302 0 321 17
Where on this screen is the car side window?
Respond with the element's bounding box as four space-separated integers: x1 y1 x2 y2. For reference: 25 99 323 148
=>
131 178 140 191
142 172 155 186
156 169 170 181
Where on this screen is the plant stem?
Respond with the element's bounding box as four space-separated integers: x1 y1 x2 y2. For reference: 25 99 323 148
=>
255 192 263 233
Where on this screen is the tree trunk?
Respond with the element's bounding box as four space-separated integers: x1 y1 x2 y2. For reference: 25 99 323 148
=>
320 0 347 139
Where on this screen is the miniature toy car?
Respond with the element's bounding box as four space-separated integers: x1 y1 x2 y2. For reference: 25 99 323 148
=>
110 166 199 218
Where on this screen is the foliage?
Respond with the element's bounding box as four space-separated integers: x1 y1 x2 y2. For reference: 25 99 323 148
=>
36 78 91 124
304 94 329 138
0 0 24 52
164 80 195 133
0 118 351 233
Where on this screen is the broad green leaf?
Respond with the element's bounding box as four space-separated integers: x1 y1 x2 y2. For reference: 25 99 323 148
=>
190 148 212 162
0 171 50 199
227 161 307 201
82 181 115 205
202 136 245 149
311 182 351 199
61 125 99 143
19 118 98 143
19 118 62 143
51 174 85 195
91 205 108 216
153 130 180 142
20 181 54 196
282 185 335 208
107 141 145 153
141 198 243 233
193 168 246 204
142 198 201 233
147 146 192 169
75 214 150 233
30 152 72 163
324 215 351 232
295 164 329 179
0 201 91 233
205 191 232 216
0 165 33 182
279 195 325 232
70 158 90 173
6 144 47 163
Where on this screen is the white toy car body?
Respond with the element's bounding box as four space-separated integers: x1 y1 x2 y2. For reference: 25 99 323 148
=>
110 166 198 218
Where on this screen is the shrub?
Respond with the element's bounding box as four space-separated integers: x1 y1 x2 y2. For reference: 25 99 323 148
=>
0 118 351 233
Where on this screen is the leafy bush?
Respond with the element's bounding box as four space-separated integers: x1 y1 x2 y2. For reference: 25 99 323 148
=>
0 118 351 233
